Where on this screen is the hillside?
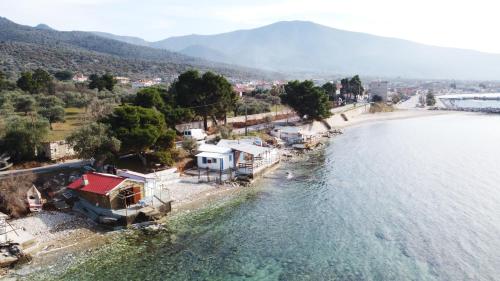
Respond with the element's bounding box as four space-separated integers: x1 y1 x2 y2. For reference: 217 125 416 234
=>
0 17 273 80
147 21 500 80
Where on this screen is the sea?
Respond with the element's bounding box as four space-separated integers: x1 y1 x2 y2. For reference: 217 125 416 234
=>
21 112 500 281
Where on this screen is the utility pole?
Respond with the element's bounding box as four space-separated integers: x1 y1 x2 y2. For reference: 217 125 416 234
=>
245 104 248 136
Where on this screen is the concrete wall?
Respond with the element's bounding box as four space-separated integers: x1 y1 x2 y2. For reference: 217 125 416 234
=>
41 141 76 161
295 104 370 134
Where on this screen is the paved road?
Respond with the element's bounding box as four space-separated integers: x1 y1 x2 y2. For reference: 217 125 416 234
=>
0 159 90 179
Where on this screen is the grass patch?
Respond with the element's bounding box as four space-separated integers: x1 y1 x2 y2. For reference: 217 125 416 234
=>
47 107 88 141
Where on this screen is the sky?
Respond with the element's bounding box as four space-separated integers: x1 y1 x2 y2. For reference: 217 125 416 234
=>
1 0 500 53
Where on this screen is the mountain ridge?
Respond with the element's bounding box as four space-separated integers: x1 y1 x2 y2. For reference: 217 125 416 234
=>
92 20 500 80
0 17 275 80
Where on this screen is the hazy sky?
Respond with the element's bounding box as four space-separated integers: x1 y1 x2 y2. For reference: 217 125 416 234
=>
1 0 499 53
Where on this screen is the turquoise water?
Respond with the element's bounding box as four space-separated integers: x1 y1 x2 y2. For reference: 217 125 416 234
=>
25 113 500 280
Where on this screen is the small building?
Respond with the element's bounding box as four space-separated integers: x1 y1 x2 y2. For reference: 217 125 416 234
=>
40 140 75 161
196 144 234 171
68 172 144 210
115 76 130 84
117 168 178 202
270 126 320 146
217 139 280 176
72 73 88 82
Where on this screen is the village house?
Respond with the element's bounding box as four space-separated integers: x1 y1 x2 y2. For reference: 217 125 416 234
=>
196 144 234 171
217 139 280 176
40 140 76 161
132 78 162 89
66 172 172 225
72 73 88 82
68 172 145 210
115 76 130 84
195 139 280 179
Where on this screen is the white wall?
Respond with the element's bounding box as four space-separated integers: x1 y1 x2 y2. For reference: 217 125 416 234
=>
197 153 233 170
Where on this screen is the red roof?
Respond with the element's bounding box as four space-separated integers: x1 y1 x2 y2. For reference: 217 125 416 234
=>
68 172 126 195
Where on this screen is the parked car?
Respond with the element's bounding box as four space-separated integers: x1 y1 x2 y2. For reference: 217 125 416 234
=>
183 129 207 141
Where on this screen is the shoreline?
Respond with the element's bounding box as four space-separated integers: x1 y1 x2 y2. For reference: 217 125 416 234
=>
7 108 463 277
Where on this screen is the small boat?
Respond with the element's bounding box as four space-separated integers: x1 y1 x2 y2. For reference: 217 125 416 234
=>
27 185 44 212
0 154 12 171
0 162 13 171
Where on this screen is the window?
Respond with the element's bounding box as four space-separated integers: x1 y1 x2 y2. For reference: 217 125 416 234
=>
212 158 217 163
229 154 232 161
202 157 207 164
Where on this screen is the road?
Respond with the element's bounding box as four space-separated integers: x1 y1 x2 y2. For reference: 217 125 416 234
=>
0 159 90 179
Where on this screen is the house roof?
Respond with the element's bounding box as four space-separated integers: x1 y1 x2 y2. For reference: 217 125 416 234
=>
196 152 226 159
67 172 126 195
216 138 261 147
117 169 155 180
225 143 270 156
198 144 232 154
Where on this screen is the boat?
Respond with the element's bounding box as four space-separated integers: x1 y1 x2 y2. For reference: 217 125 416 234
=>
0 154 12 171
26 185 44 212
0 162 12 171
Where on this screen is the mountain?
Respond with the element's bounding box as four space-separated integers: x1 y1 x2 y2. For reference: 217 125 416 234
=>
0 17 273 80
147 21 500 80
90 31 150 47
34 23 55 31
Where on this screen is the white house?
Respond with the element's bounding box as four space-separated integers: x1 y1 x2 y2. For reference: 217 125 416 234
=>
72 73 88 82
196 144 234 171
115 77 130 84
216 139 280 176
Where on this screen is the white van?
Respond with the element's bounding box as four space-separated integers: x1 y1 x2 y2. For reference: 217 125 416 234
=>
183 129 207 141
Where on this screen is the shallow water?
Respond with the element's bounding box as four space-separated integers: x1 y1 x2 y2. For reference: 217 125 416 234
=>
23 113 500 281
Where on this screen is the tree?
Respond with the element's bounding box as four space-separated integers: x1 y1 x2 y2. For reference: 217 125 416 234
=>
135 87 166 110
322 82 337 102
201 71 238 124
0 71 15 91
170 70 238 130
104 105 168 154
66 122 121 167
38 106 65 129
54 70 74 81
1 116 49 162
14 95 37 114
349 75 364 99
16 69 54 94
86 97 115 121
426 92 436 106
371 95 383 103
101 73 117 91
282 80 331 120
88 74 104 91
16 72 34 94
181 138 198 156
88 74 116 92
35 95 66 129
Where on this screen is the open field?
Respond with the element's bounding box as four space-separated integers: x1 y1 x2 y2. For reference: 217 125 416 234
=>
47 108 88 141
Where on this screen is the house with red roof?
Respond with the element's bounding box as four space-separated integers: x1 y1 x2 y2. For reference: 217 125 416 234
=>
68 172 145 210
